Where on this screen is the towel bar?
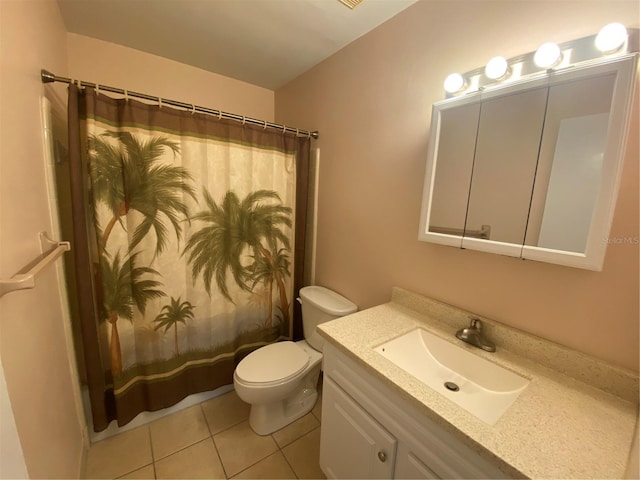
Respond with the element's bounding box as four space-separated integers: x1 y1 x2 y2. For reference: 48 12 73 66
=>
0 232 71 298
430 224 491 240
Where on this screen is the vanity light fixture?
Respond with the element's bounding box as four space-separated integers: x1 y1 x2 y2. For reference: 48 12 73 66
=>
485 56 510 80
444 73 465 94
441 24 635 96
595 23 628 53
534 42 562 68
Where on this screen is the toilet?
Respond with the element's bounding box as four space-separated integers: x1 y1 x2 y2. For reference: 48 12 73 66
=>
233 286 357 435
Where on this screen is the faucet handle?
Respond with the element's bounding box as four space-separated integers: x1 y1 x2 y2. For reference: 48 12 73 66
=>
469 317 482 329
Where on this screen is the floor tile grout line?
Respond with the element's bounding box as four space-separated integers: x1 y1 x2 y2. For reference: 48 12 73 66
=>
311 408 321 423
147 425 158 479
200 402 217 437
201 397 254 438
198 401 231 478
147 398 211 462
230 421 322 479
147 425 155 462
152 435 226 478
108 425 154 480
201 397 267 478
209 431 230 479
113 461 155 480
278 443 301 479
286 425 323 480
273 416 321 450
220 413 317 478
210 417 250 437
152 434 217 465
226 446 281 479
210 420 272 477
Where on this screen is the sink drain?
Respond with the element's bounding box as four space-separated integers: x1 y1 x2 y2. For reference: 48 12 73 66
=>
444 381 460 392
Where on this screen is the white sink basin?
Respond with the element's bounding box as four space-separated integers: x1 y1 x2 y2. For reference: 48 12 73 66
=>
374 328 529 425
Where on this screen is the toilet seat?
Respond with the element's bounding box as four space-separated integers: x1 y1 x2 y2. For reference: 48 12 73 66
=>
236 341 309 386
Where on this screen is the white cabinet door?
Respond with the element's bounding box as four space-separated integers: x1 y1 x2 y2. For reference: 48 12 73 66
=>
394 444 440 479
320 377 397 479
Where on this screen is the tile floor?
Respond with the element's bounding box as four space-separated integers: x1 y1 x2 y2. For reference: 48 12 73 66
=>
83 381 325 479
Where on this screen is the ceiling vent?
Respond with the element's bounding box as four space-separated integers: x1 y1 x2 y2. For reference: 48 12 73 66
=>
338 0 365 9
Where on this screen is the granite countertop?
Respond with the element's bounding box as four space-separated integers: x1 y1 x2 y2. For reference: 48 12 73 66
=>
317 288 638 479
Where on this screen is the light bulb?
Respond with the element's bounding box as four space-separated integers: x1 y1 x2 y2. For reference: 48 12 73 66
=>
595 23 627 53
534 42 562 68
485 56 509 80
444 73 465 93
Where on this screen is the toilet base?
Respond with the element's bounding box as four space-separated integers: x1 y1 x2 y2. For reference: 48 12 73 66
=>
248 366 320 435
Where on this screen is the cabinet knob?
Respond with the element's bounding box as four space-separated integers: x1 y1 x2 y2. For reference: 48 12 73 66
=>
377 451 387 462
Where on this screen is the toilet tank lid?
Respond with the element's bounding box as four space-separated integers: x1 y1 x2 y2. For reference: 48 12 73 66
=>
299 286 357 316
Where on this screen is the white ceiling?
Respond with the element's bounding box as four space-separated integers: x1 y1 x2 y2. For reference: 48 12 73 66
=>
57 0 417 90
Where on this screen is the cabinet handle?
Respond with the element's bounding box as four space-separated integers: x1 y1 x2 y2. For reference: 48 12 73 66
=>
377 451 387 462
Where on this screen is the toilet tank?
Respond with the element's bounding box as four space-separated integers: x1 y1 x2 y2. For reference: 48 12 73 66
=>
299 286 357 351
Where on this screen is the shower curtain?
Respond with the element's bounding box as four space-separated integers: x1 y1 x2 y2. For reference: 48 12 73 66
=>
67 85 310 431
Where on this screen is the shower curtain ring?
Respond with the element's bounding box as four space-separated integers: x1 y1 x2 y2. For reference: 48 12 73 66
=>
307 130 311 139
263 120 268 130
124 90 129 102
158 97 163 109
218 110 223 120
295 128 299 137
242 116 246 126
282 125 287 135
95 84 100 96
191 104 196 114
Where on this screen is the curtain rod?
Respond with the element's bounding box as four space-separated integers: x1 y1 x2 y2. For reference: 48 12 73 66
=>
40 69 319 140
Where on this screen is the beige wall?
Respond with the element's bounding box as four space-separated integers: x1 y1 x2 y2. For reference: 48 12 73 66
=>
276 0 640 371
0 0 85 477
67 33 275 122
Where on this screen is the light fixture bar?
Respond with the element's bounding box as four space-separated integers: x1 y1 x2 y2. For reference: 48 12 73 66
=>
443 27 638 98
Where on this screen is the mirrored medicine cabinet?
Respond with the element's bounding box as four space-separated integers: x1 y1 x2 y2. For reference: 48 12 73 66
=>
419 53 638 270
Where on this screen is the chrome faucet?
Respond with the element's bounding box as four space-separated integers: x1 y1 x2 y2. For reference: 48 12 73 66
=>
455 318 496 352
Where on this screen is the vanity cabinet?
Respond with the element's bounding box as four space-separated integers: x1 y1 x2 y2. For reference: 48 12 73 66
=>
319 343 512 479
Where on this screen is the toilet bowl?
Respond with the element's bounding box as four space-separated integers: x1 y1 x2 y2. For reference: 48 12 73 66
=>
233 286 357 435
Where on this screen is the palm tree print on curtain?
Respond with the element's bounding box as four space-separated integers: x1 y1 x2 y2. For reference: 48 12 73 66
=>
88 132 195 376
153 297 195 356
88 131 196 256
89 131 295 383
70 87 307 428
99 251 165 375
248 247 290 328
184 189 293 328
